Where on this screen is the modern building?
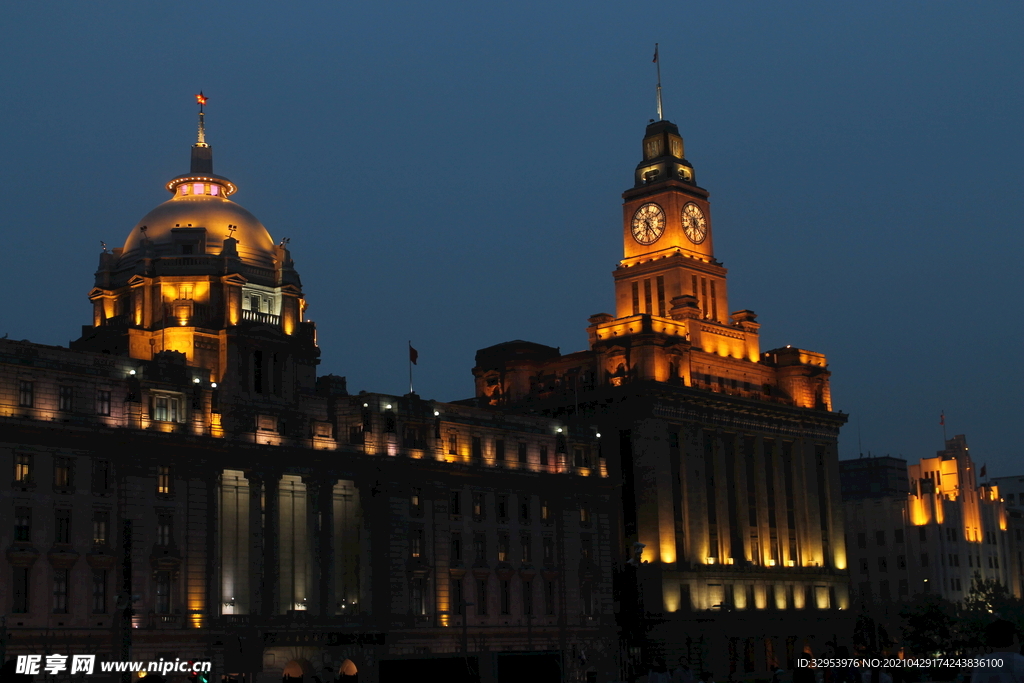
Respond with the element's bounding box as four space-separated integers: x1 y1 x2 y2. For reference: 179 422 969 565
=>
841 436 1024 611
467 117 851 677
0 110 617 682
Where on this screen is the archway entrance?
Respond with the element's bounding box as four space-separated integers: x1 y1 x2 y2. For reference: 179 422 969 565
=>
281 659 314 682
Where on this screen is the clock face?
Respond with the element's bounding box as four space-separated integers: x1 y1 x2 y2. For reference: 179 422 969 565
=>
681 202 708 244
631 203 666 245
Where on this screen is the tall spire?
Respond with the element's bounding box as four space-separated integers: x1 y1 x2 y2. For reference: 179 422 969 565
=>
653 44 663 122
190 91 213 174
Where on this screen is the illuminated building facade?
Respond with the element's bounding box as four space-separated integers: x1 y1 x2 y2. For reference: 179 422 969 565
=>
841 436 1024 608
470 118 850 674
0 114 616 682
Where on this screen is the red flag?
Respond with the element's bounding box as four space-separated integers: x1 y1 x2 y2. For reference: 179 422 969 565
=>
409 345 418 365
939 412 944 426
653 44 659 63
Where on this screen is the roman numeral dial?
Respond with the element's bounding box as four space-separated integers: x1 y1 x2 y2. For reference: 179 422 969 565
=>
681 202 708 244
631 202 666 246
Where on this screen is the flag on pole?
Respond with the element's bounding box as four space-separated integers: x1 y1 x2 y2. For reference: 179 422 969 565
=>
409 344 418 365
939 411 944 426
981 464 987 478
653 44 659 63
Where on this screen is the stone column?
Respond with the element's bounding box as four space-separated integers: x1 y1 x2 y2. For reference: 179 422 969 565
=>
261 472 280 616
245 471 265 615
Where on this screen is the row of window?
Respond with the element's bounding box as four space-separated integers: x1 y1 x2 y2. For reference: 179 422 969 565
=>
428 576 561 618
443 531 576 566
13 381 112 415
438 490 590 526
12 506 173 547
12 458 170 496
11 567 172 615
858 551 1003 575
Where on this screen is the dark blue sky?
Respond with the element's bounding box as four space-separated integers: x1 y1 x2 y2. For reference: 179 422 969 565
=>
3 3 1022 473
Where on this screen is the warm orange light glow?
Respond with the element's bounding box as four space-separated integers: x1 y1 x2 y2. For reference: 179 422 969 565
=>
195 92 208 106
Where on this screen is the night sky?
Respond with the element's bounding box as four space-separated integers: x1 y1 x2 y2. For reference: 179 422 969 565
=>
3 3 1022 474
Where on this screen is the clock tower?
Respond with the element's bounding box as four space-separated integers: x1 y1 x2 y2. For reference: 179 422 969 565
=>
616 119 727 325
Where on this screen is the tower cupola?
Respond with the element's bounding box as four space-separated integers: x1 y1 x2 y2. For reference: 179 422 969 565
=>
633 119 695 188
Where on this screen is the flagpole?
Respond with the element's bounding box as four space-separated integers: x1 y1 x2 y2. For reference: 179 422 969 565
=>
941 410 947 442
654 43 663 121
408 340 414 395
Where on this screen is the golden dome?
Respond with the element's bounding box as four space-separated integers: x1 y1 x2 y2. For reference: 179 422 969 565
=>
119 181 277 269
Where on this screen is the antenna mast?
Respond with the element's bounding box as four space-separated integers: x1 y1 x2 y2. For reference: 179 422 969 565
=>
654 43 663 121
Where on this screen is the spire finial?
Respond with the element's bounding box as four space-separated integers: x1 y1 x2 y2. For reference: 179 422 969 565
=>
653 44 663 121
195 91 208 146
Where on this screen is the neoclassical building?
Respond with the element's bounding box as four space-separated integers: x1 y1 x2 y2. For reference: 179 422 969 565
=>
469 117 851 675
0 109 616 682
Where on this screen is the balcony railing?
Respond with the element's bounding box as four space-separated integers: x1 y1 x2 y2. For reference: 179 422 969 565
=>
242 310 280 325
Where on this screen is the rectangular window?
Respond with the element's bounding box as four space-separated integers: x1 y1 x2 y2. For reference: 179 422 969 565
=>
411 528 424 559
859 558 868 574
92 569 108 613
14 507 31 542
523 580 533 615
897 555 906 569
53 569 69 613
500 580 511 615
700 278 708 318
157 514 173 547
580 503 591 525
521 533 532 563
93 511 109 545
643 279 653 314
54 509 71 544
918 526 927 541
539 446 549 467
93 459 111 493
156 571 171 614
411 578 426 616
497 495 508 521
410 487 422 514
495 439 505 462
878 557 887 572
656 276 666 317
544 579 556 615
541 500 550 524
448 433 458 455
14 454 32 483
476 579 488 615
471 436 483 460
474 533 487 564
581 535 593 560
631 282 640 316
473 492 485 520
13 568 29 613
452 578 464 615
894 528 904 544
449 490 462 517
451 533 463 563
19 380 33 407
710 280 718 320
96 390 112 416
518 442 528 464
58 386 74 412
498 533 510 562
857 532 866 549
54 457 72 489
520 498 531 524
157 466 171 495
543 536 555 563
876 530 886 546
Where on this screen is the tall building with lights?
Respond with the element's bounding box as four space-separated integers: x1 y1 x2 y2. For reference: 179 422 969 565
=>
841 436 1024 609
0 108 618 683
470 117 850 674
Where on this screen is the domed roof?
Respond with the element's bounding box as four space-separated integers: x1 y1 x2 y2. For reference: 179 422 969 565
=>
120 188 277 269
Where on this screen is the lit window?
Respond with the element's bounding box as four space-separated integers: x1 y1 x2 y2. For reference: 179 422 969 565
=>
14 454 32 483
18 380 33 407
193 183 205 195
53 569 69 613
157 466 171 495
210 184 219 196
157 514 173 546
180 185 188 196
96 390 111 416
